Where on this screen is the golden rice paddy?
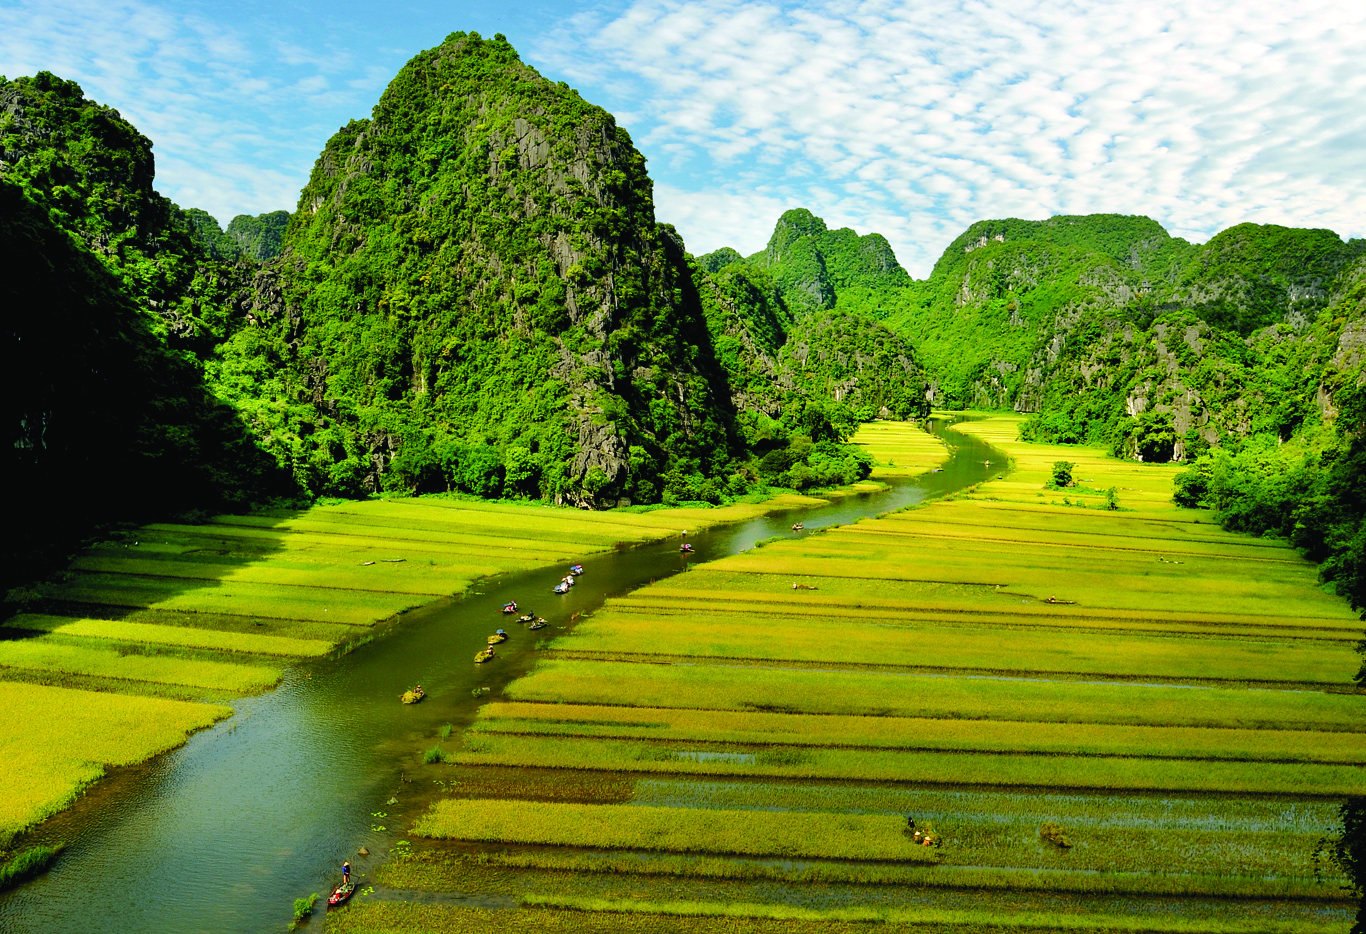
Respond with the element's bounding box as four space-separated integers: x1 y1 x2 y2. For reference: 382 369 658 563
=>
398 415 1364 934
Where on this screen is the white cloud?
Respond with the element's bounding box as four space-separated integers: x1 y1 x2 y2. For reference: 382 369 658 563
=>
537 0 1366 275
0 0 391 226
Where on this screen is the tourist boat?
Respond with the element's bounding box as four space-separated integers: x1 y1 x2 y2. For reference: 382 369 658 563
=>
328 881 356 906
569 564 584 575
487 630 507 645
400 686 425 704
475 648 494 663
501 601 517 614
517 613 534 623
680 543 694 554
529 618 546 630
553 581 569 594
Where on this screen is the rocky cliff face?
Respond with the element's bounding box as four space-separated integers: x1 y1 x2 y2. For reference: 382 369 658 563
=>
229 32 738 503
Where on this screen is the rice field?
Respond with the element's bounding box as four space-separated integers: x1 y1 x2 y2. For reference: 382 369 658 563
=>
401 414 1365 933
0 682 229 842
0 494 817 844
851 419 950 477
329 902 1349 934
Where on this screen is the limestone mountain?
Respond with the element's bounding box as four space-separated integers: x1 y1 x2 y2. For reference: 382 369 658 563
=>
0 72 241 351
874 213 1364 459
220 32 740 504
180 209 291 262
695 209 928 423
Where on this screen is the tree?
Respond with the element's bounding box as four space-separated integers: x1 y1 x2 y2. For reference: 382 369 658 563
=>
1052 461 1076 488
1314 797 1366 934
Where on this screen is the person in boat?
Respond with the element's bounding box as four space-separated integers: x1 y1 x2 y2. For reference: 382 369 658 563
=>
342 861 351 887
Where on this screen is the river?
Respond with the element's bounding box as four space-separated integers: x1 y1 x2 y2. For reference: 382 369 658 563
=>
0 420 1005 934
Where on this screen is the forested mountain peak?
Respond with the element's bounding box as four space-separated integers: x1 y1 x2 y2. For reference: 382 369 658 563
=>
1170 222 1364 334
227 31 739 504
0 72 227 341
930 214 1193 287
738 208 911 316
692 209 928 423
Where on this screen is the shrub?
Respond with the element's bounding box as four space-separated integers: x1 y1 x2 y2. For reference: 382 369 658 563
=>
292 892 319 921
1051 461 1075 488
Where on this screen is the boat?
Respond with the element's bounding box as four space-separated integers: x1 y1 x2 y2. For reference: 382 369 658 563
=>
501 601 517 614
328 881 356 906
400 686 425 704
792 523 803 531
517 613 535 623
487 630 507 645
562 575 576 587
529 618 546 630
680 544 694 554
475 648 494 663
569 564 584 575
553 581 569 594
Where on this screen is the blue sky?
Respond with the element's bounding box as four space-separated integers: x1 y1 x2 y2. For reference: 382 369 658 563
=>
4 0 1364 275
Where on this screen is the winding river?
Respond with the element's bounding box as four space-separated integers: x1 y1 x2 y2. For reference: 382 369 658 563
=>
0 420 1005 934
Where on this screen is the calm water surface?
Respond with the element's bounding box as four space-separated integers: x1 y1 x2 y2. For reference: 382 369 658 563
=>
0 421 1004 934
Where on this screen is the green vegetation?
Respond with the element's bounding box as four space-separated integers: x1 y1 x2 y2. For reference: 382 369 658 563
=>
0 681 229 840
329 902 1350 934
849 420 948 477
1173 387 1366 626
291 892 319 925
696 209 929 426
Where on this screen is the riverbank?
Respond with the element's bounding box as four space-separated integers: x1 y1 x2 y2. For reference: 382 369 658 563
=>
377 414 1361 932
0 491 847 858
0 422 954 910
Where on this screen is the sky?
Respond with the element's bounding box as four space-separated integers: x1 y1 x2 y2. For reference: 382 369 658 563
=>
3 0 1364 276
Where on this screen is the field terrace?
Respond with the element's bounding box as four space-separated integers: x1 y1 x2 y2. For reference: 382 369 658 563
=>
388 415 1365 934
0 494 821 851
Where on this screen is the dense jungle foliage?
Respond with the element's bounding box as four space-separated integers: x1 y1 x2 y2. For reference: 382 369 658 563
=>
181 209 290 262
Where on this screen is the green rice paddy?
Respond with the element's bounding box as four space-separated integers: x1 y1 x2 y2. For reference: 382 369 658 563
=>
400 415 1364 933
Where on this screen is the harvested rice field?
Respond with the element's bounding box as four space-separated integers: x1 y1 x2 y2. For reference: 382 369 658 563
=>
395 415 1365 933
0 494 814 844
